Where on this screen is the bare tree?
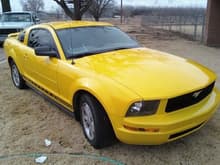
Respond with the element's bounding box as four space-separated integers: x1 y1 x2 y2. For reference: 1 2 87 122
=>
53 0 92 20
20 0 44 13
89 0 113 21
1 0 11 12
55 7 63 20
123 5 134 18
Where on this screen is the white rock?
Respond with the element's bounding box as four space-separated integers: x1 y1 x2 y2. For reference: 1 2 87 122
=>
44 139 52 147
35 156 47 164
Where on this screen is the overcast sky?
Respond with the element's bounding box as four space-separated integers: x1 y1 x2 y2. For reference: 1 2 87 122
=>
0 0 207 13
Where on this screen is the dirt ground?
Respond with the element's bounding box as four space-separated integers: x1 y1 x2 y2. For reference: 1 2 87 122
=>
0 19 220 165
0 49 5 62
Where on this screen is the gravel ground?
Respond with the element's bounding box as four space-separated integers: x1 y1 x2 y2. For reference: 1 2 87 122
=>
0 22 219 165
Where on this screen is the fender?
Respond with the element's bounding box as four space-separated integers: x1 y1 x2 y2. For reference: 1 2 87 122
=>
70 76 141 117
4 38 25 75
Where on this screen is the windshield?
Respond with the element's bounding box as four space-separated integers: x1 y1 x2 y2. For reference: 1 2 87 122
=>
56 26 139 59
1 13 31 22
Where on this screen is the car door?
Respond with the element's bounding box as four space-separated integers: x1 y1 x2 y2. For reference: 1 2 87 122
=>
23 28 60 96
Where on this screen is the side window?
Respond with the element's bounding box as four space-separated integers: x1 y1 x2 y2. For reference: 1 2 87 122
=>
18 31 25 42
28 29 57 51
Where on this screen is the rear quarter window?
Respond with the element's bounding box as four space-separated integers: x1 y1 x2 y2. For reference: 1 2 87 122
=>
18 31 25 42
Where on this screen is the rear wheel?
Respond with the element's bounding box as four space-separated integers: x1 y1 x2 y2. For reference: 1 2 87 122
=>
79 94 115 149
10 61 27 89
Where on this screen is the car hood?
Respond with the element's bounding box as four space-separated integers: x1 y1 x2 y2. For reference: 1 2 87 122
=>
0 22 33 29
76 48 216 99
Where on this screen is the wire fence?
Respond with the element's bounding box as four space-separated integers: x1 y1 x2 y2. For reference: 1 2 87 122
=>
141 15 206 41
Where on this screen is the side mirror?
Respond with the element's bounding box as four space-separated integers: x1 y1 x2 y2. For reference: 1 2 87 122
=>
35 17 40 22
35 46 58 57
34 17 40 24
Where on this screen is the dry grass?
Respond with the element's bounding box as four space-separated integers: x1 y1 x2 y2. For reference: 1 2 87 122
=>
152 25 203 39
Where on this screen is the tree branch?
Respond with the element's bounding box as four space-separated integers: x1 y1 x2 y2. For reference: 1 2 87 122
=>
53 0 75 19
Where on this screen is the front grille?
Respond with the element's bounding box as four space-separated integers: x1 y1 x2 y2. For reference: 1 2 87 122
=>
169 122 204 139
166 82 215 113
0 29 20 35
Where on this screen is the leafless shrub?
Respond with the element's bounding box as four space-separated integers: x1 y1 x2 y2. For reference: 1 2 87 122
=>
20 0 44 13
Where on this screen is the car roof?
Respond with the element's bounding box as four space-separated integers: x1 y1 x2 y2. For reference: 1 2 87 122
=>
43 21 113 30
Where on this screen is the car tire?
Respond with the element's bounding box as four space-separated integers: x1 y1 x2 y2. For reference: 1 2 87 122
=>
10 61 27 89
79 94 115 149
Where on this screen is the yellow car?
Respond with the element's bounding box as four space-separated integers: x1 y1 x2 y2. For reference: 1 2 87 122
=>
3 21 220 149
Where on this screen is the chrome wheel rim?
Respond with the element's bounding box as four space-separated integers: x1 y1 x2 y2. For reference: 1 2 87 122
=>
12 64 20 87
81 102 95 141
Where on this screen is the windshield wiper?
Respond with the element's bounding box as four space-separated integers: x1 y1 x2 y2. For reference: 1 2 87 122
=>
67 46 139 59
68 50 106 59
110 46 139 51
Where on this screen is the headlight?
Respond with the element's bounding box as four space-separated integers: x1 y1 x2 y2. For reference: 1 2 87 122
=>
126 100 160 117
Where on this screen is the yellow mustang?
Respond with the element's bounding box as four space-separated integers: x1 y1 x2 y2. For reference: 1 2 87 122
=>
3 21 220 148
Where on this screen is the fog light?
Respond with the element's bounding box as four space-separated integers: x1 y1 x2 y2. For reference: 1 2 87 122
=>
124 125 160 132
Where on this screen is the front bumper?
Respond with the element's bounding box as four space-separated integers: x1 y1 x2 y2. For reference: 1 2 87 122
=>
111 88 220 145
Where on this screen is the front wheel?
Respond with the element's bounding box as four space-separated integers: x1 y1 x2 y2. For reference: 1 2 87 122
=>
10 61 27 89
79 94 115 149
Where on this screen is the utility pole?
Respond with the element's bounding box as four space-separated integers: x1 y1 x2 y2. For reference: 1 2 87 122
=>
120 0 123 24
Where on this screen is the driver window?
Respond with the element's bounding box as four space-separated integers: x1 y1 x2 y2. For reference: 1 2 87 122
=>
28 29 57 52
